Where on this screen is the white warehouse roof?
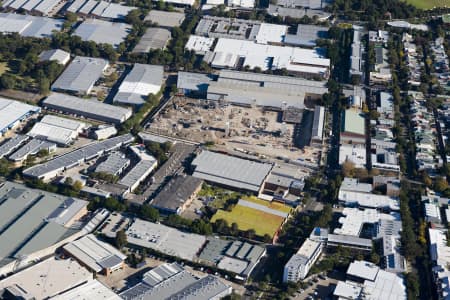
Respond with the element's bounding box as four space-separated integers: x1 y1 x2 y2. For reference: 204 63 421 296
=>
113 64 164 106
0 97 41 135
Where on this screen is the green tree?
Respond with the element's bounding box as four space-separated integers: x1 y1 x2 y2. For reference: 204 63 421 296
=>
140 204 160 222
115 229 128 249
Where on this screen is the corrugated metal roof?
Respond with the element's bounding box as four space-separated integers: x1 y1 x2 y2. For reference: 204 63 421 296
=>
145 10 185 27
23 134 134 178
43 93 132 124
51 56 108 94
113 64 164 105
192 151 272 192
74 19 131 48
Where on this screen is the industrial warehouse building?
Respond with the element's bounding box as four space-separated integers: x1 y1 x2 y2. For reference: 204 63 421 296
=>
177 70 328 110
0 182 89 276
125 218 206 261
113 64 164 106
27 115 86 146
0 97 41 136
23 134 134 181
198 238 266 279
150 175 203 214
144 10 185 28
340 109 366 145
176 71 217 96
66 0 135 20
3 0 64 15
51 56 109 95
0 257 93 299
120 263 232 300
0 13 64 38
0 135 29 158
8 138 56 162
95 151 130 176
133 28 171 52
39 49 71 65
43 93 132 124
52 279 121 300
63 234 126 275
199 37 330 79
74 19 131 48
191 150 273 193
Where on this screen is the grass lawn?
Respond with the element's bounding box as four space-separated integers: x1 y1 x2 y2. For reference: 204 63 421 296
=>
0 62 9 75
404 0 450 9
211 205 285 237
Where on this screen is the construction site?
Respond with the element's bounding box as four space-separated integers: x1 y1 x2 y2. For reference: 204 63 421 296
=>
147 96 321 162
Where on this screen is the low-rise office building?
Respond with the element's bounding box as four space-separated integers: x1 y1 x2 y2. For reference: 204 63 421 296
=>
283 238 323 282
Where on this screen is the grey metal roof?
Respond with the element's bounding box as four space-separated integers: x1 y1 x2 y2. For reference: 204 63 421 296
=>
23 134 134 179
150 175 203 213
177 71 217 92
167 275 231 300
51 56 108 94
198 238 230 264
39 49 70 64
142 262 184 287
192 151 272 192
0 13 64 38
0 135 29 158
95 152 130 176
118 159 157 189
327 234 373 248
74 19 131 48
78 0 98 14
95 2 134 20
133 27 171 53
113 63 164 106
67 0 87 13
0 182 87 264
33 0 61 15
311 105 324 140
43 93 132 124
63 234 126 272
144 10 185 28
120 262 231 300
206 70 328 109
8 138 55 162
284 24 329 47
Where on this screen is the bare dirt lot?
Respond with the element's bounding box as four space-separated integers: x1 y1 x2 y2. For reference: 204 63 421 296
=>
148 97 321 162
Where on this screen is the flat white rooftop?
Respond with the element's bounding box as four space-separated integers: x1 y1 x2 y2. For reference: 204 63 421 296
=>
0 257 92 299
126 219 206 261
210 38 330 76
338 190 400 211
51 279 121 300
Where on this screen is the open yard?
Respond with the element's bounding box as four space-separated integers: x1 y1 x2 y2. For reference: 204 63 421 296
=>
211 197 292 237
404 0 450 9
